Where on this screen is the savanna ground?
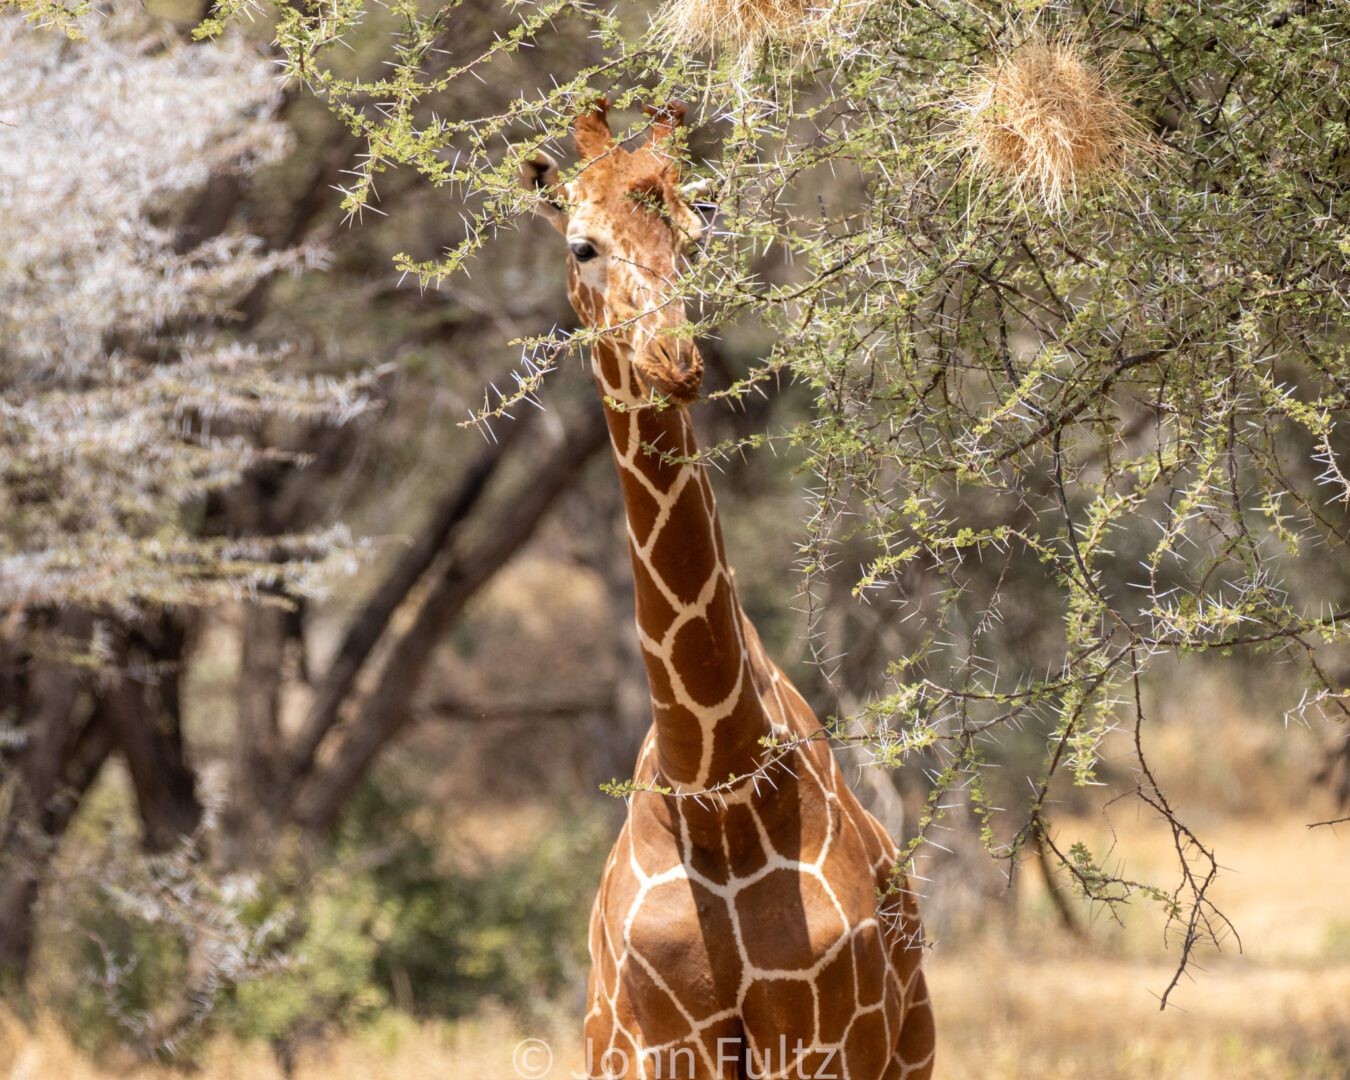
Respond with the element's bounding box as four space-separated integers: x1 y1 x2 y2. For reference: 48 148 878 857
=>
3 654 1347 1080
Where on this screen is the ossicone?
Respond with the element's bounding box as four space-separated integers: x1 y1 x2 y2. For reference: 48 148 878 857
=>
575 97 613 160
642 101 687 144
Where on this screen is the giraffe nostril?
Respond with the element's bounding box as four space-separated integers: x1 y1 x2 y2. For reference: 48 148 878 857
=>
639 338 702 403
671 342 696 374
652 340 687 374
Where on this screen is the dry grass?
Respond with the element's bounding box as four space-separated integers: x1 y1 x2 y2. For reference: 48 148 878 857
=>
934 953 1350 1079
957 35 1151 211
929 810 1350 1078
0 1009 578 1080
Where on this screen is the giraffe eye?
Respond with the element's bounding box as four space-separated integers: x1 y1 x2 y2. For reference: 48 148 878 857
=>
569 240 598 262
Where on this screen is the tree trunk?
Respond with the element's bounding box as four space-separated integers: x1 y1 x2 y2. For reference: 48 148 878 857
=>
288 405 609 833
583 485 650 790
0 680 113 987
283 414 529 792
221 600 290 868
102 615 203 853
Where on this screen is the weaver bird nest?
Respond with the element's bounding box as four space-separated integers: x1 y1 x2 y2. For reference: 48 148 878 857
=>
658 0 859 55
958 36 1150 211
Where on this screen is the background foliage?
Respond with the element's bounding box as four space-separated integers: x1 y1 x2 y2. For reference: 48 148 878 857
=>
0 0 1347 1071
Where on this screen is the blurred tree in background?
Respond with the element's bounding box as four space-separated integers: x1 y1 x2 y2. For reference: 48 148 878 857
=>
0 0 1347 1064
0 8 374 611
0 6 376 991
1 0 630 1051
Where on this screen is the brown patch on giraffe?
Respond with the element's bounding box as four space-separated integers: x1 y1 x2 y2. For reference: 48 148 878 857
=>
694 1023 746 1080
690 884 744 1003
800 1046 848 1080
569 267 604 321
842 1006 892 1078
599 853 645 918
629 550 678 644
882 966 905 1053
813 833 883 913
674 816 733 888
618 471 662 549
691 467 726 547
593 338 627 397
826 836 888 919
649 704 710 785
599 1020 643 1080
626 877 742 1015
895 983 936 1068
639 650 676 708
751 763 834 865
704 696 775 786
733 870 845 971
631 410 693 491
848 789 893 867
814 938 857 1044
719 802 769 875
742 975 817 1048
644 1038 705 1079
795 813 834 870
622 958 698 1046
851 924 888 1007
594 951 620 1007
629 812 681 876
607 411 632 460
668 578 744 706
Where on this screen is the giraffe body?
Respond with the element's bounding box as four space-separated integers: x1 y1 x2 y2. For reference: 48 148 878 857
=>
522 102 935 1080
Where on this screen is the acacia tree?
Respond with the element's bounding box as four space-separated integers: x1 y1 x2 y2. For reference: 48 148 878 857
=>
184 0 1350 1000
9 0 1348 1012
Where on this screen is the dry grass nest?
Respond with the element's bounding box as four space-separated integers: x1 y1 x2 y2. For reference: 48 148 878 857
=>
657 0 862 56
958 36 1152 211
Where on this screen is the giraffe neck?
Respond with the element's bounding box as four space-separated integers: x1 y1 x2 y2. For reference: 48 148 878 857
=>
590 337 771 792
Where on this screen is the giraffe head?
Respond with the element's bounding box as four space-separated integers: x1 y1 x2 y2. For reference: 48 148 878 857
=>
520 100 709 404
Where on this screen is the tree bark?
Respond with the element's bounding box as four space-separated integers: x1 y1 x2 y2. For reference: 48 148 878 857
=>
221 600 290 868
102 615 203 853
0 683 113 987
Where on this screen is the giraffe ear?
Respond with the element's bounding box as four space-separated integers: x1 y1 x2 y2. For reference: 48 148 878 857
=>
519 151 568 234
678 178 718 247
641 102 688 181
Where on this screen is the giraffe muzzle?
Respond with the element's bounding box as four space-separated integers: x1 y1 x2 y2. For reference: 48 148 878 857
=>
637 337 703 404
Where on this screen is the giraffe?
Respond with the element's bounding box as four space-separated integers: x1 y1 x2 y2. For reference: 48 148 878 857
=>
519 100 936 1080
